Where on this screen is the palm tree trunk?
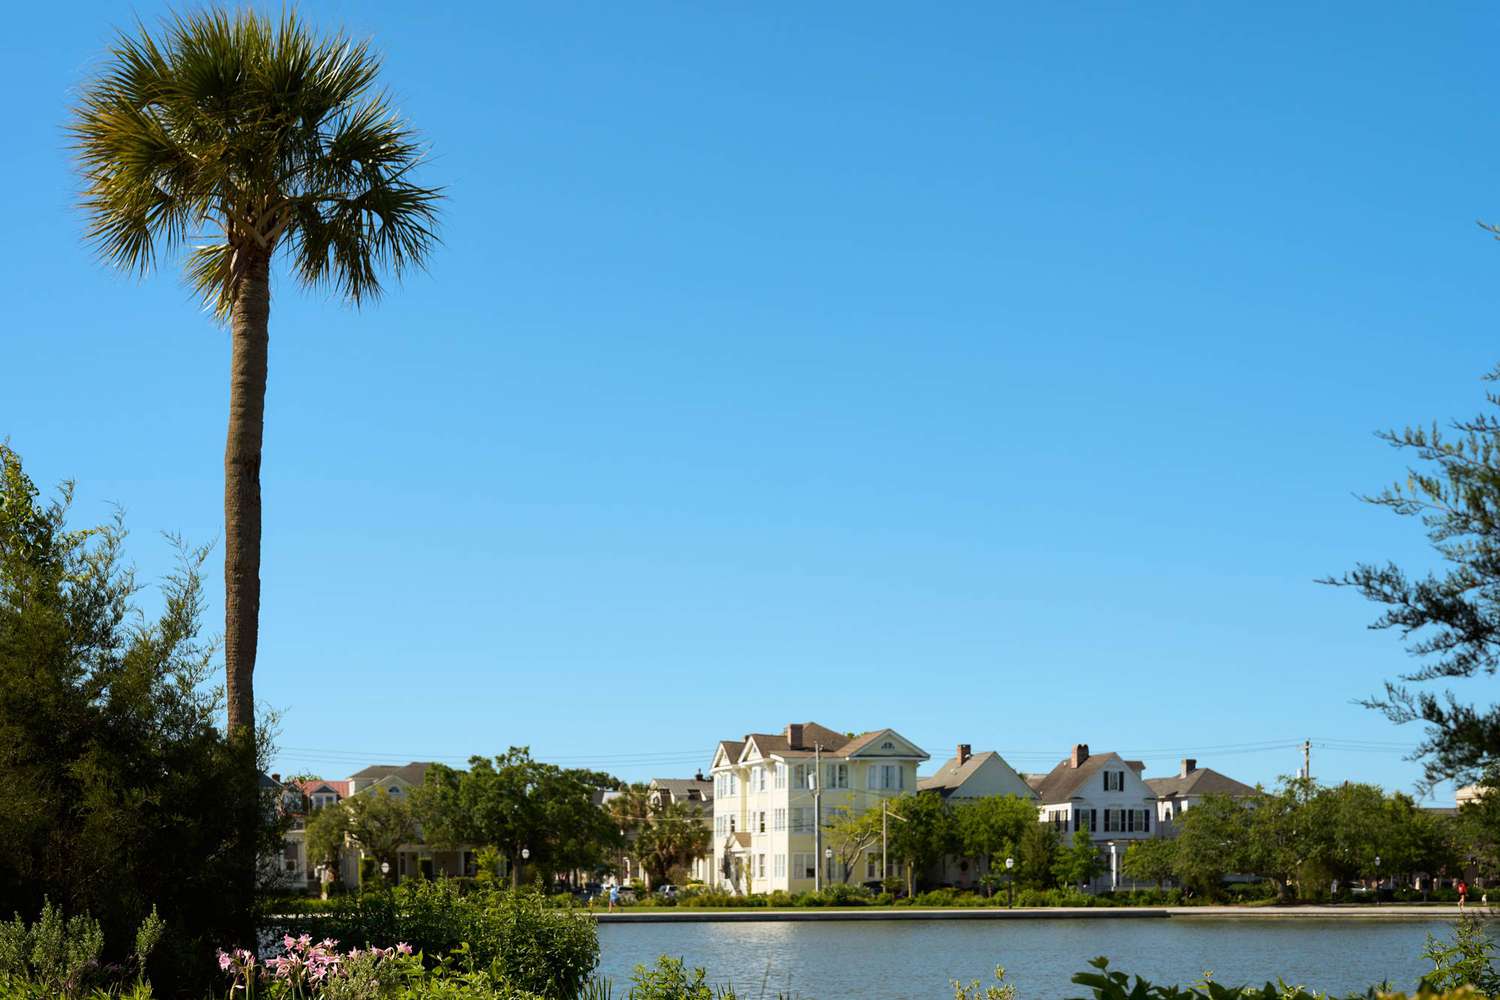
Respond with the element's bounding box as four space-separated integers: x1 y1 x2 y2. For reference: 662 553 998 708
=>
225 253 269 738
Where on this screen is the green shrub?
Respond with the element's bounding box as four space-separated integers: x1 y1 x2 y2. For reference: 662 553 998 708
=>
278 883 599 998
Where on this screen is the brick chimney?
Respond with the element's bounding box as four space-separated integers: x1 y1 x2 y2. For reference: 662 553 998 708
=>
1180 758 1196 778
957 744 972 765
1070 744 1089 768
786 723 804 749
695 770 705 782
271 773 281 784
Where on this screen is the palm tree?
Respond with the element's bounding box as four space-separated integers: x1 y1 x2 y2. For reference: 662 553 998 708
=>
70 10 440 739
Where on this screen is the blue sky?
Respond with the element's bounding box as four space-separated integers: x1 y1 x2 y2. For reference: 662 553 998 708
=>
4 3 1497 797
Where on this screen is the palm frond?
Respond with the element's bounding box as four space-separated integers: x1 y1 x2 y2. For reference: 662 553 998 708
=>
70 7 441 317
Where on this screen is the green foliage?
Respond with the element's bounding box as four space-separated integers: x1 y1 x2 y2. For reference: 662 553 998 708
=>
1121 838 1178 889
70 8 442 314
344 789 420 878
1052 830 1104 890
416 750 620 886
623 956 720 1000
1069 956 1385 1000
277 882 599 999
633 801 711 889
1172 796 1250 899
1420 914 1500 995
305 804 351 875
823 796 883 884
885 792 957 891
952 966 1016 1000
1326 366 1500 789
1016 822 1060 889
0 900 164 999
954 795 1036 892
0 446 273 993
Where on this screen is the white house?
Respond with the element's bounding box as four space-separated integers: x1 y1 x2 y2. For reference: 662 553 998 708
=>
919 744 1037 889
1028 743 1157 890
1144 758 1257 833
710 721 929 894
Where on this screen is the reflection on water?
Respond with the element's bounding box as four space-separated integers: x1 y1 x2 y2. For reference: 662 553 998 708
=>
598 918 1473 1000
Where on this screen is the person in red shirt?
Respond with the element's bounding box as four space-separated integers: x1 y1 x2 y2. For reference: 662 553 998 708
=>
1457 879 1468 911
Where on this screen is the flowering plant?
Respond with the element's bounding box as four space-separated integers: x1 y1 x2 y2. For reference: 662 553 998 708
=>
217 936 418 999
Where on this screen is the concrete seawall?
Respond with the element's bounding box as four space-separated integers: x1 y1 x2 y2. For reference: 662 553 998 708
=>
593 904 1483 924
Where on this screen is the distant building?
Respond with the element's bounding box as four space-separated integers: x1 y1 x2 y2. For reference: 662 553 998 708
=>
920 744 1037 889
710 722 929 894
1029 744 1157 891
648 775 715 885
1145 758 1257 832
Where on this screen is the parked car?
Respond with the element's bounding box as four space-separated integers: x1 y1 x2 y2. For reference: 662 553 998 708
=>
614 886 637 904
655 884 678 899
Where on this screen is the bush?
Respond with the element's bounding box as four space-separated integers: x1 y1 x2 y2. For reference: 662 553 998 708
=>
277 882 599 998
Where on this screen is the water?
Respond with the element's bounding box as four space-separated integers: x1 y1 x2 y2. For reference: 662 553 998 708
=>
597 917 1470 999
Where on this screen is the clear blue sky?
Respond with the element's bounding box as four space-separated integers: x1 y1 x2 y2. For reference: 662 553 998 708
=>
4 2 1496 797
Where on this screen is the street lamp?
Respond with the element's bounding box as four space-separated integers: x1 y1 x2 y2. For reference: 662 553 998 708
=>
522 848 531 860
1374 855 1381 907
824 847 833 886
1005 857 1015 909
380 861 390 885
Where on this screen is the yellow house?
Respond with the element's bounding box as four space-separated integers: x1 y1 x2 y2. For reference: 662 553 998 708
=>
710 722 929 894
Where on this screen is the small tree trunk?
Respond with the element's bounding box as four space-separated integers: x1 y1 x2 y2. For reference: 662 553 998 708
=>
225 252 270 738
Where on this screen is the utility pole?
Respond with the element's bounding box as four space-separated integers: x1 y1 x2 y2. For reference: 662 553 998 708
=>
882 800 907 885
812 744 826 890
1302 739 1311 781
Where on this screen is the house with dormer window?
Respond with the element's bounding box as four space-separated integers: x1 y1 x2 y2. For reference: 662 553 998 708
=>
1027 743 1157 891
710 722 929 894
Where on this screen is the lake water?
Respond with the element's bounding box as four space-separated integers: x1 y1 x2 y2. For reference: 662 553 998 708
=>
596 917 1474 999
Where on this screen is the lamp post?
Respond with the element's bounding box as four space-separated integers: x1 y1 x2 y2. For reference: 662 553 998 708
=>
1005 857 1015 909
824 847 833 887
1374 855 1381 906
380 860 391 886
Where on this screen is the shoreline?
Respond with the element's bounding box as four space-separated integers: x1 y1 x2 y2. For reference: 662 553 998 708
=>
593 904 1487 923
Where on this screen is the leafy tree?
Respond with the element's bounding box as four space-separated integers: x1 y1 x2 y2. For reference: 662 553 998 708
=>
1453 783 1500 882
1120 838 1177 890
886 793 956 893
304 802 349 875
634 800 712 888
1245 778 1313 900
1015 822 1060 889
1171 794 1249 898
343 788 418 883
70 10 442 740
1052 830 1103 890
824 796 883 884
954 795 1036 892
0 445 275 992
417 748 618 887
1325 367 1500 788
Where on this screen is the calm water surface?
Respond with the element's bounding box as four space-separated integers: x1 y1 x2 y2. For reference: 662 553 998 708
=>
597 918 1472 999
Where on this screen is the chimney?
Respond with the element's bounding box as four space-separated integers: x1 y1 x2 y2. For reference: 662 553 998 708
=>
271 773 281 784
1070 744 1089 768
694 770 705 782
1180 758 1196 778
957 744 972 765
786 723 804 749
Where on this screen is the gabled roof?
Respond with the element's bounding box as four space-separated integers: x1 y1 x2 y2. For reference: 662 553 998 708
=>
1145 767 1256 800
713 741 745 768
650 777 713 803
1030 751 1152 804
296 779 351 798
838 729 928 760
919 751 1029 798
349 762 435 787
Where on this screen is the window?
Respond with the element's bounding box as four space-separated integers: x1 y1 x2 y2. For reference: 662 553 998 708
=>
774 854 786 878
715 815 727 835
729 815 736 833
791 807 811 832
792 764 809 789
757 854 766 878
866 853 879 879
726 774 738 797
774 808 786 831
752 766 765 792
794 852 816 880
757 811 766 834
826 763 848 789
774 764 787 789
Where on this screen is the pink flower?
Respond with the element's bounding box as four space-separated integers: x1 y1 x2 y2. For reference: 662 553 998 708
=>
283 934 297 951
217 951 233 972
396 942 413 956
